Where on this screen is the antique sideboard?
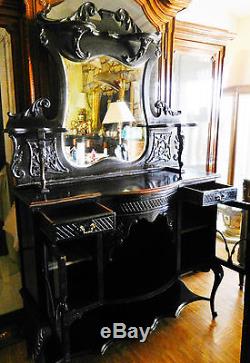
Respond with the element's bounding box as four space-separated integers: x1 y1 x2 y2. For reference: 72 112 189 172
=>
4 2 238 362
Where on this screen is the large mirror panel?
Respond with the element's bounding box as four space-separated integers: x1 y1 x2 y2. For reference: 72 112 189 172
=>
62 55 146 166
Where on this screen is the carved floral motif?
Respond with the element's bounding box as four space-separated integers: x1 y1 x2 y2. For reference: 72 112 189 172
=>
146 132 172 165
27 138 68 177
9 136 25 179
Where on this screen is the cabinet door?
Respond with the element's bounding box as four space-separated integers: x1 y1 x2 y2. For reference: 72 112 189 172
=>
172 22 233 173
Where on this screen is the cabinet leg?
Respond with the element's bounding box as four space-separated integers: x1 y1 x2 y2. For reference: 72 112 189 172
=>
210 263 224 319
32 326 51 362
239 272 245 290
62 324 71 363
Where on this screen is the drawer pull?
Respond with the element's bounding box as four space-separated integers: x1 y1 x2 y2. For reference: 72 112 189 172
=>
215 193 225 202
79 222 96 234
182 182 237 206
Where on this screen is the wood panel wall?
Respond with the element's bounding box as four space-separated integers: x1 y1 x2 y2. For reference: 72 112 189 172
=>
0 0 30 111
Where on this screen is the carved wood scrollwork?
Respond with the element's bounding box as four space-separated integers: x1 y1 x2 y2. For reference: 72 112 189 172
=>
9 135 25 179
107 191 175 262
155 100 181 117
119 195 171 214
27 138 68 177
123 32 161 64
146 132 172 165
66 1 97 21
115 8 141 33
32 325 52 361
146 130 182 168
5 98 69 189
73 24 99 60
8 97 50 120
37 3 161 67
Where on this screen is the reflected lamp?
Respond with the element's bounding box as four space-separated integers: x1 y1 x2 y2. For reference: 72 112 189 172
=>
103 101 135 144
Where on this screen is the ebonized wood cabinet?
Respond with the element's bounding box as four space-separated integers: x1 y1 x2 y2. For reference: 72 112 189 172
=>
13 170 236 362
4 1 238 362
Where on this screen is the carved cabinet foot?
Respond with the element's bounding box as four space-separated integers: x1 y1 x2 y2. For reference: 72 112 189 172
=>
32 326 51 362
210 263 224 319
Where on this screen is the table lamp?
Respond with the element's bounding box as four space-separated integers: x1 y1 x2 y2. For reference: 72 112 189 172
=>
102 101 135 145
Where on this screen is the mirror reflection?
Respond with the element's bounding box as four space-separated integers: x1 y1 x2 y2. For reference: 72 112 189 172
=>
62 56 146 167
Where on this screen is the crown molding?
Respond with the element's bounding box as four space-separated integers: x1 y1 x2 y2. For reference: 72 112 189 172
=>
175 20 236 45
135 0 191 28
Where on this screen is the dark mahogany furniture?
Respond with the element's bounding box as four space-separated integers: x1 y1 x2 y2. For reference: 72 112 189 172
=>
5 3 238 363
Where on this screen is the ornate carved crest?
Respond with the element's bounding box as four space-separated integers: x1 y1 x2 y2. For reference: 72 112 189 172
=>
37 2 161 66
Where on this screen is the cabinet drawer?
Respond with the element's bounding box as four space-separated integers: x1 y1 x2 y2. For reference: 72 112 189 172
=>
182 182 237 206
39 202 115 242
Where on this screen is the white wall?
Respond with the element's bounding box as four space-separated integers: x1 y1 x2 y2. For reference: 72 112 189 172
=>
223 17 250 88
176 1 250 88
176 0 250 184
176 0 237 32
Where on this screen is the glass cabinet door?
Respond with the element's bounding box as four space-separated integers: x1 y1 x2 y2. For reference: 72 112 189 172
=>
172 49 215 169
172 22 229 172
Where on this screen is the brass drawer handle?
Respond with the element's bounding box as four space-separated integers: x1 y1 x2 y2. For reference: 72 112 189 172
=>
79 222 96 234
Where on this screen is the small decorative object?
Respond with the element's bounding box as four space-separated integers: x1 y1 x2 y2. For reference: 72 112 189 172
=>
75 140 86 166
90 149 97 162
103 101 135 153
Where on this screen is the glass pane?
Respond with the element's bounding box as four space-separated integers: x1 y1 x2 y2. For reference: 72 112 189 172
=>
172 51 214 168
62 56 147 166
216 204 244 269
216 93 235 184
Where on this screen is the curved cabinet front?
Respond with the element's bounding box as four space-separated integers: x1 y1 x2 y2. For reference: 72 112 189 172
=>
14 171 230 362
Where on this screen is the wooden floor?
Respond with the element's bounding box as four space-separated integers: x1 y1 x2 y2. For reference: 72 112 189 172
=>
0 268 244 363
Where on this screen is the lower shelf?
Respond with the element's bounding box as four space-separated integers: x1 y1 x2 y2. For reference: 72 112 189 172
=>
55 279 209 362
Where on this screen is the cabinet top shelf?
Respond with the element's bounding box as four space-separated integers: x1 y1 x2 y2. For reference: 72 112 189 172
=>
14 167 219 208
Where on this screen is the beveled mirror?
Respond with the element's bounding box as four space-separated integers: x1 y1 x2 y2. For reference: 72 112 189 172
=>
7 1 186 189
36 1 161 171
62 55 146 166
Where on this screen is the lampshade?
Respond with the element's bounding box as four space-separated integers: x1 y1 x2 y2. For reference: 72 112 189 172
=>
75 92 88 109
103 101 135 124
